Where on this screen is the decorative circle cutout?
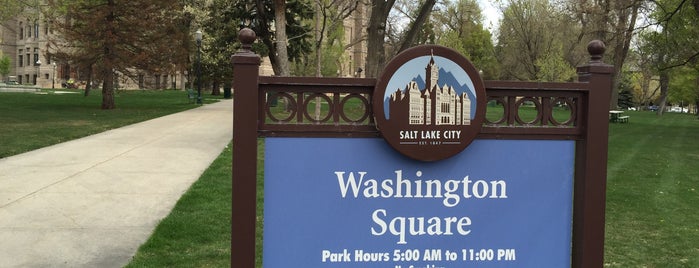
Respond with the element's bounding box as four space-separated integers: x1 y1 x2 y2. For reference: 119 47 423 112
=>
486 97 506 125
515 97 541 125
340 93 370 123
550 97 575 125
266 92 296 122
303 93 333 123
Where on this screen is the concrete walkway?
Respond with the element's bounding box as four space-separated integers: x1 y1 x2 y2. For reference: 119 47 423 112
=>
0 99 233 267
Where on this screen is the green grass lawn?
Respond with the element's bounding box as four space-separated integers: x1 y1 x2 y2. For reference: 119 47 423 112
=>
0 89 208 158
605 111 699 267
125 144 236 267
125 140 266 267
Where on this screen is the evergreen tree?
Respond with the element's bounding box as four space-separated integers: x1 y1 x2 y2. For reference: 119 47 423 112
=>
46 0 190 109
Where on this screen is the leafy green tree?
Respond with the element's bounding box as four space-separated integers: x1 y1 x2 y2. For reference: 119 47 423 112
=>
668 66 699 110
626 39 662 109
617 90 635 109
617 71 636 109
496 0 579 81
433 0 498 79
0 0 23 21
311 0 360 77
202 0 243 94
535 45 577 82
0 54 10 81
47 0 190 109
639 0 699 115
319 24 346 77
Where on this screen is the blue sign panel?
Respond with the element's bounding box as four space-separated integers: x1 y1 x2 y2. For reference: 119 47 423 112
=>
264 138 574 267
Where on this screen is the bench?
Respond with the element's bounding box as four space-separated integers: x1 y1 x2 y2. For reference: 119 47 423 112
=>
186 88 197 103
617 115 629 123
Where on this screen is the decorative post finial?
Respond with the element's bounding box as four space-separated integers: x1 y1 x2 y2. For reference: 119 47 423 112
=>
587 40 606 63
239 28 256 51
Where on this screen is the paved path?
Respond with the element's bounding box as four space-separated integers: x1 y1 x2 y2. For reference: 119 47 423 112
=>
0 99 233 267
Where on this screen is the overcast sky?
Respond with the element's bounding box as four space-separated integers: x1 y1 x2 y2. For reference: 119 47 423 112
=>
477 0 501 31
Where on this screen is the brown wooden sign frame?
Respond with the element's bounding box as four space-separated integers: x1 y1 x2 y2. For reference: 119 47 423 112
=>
232 28 613 268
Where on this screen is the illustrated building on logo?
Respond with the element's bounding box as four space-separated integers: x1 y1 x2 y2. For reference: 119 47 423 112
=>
388 55 471 126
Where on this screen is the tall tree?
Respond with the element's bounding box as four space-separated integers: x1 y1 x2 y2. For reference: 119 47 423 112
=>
627 41 661 109
364 0 438 78
496 0 579 81
47 0 190 109
639 0 699 115
203 0 242 95
668 66 699 110
312 0 360 76
568 0 642 109
234 0 312 76
433 0 498 79
395 0 437 53
274 0 290 76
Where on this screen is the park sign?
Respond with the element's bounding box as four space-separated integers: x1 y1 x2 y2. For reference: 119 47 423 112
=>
233 28 614 268
263 45 571 267
264 138 574 267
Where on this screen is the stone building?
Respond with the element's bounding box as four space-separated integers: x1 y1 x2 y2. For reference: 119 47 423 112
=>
340 1 368 78
0 5 186 90
388 55 471 126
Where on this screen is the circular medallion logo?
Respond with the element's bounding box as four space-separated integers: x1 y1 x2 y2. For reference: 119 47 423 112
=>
373 45 486 161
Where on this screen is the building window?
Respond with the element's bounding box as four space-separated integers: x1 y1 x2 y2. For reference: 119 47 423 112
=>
19 22 23 39
138 74 144 89
18 55 23 67
34 48 39 66
35 21 39 39
26 53 30 66
155 74 161 89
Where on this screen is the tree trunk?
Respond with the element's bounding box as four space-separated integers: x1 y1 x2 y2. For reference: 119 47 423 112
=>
101 0 116 110
695 76 699 116
211 80 220 95
314 1 323 120
656 71 670 116
84 63 94 97
255 0 279 75
274 0 290 76
315 1 323 78
609 0 639 109
102 72 115 110
397 0 437 53
365 0 392 78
